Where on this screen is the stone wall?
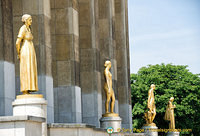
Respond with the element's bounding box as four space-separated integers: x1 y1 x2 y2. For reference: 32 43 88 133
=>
51 0 82 123
79 0 102 127
0 0 15 116
115 0 132 129
0 0 131 129
0 116 44 136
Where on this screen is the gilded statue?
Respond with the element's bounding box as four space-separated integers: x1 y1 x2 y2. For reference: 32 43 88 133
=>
164 97 176 129
16 14 38 95
103 61 118 117
144 84 156 126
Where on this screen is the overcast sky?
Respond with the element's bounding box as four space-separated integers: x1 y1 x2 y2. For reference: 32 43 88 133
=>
128 0 200 74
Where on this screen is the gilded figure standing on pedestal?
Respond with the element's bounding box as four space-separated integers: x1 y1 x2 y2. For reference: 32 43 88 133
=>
103 61 118 117
144 84 156 126
164 97 176 129
16 14 38 95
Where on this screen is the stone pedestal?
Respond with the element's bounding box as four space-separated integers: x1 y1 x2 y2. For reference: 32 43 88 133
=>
0 115 45 136
100 116 122 132
142 125 158 136
167 132 180 136
12 95 47 136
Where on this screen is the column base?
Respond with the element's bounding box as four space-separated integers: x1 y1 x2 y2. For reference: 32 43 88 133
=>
12 96 47 136
142 125 158 136
167 132 180 136
100 116 122 133
12 96 47 117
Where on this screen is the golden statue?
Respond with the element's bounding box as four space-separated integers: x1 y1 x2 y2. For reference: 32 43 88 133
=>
16 14 38 95
103 61 118 117
164 97 176 129
144 84 156 126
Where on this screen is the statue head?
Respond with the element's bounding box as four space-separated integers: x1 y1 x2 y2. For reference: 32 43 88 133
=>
150 84 155 89
104 60 111 68
169 97 174 102
22 14 32 26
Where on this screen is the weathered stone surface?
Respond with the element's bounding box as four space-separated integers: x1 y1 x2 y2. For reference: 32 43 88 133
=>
79 26 92 48
0 116 44 136
79 2 91 26
8 0 132 129
74 35 79 62
0 61 15 116
54 0 69 9
99 38 110 58
68 7 79 36
69 35 79 62
57 61 71 85
115 0 132 129
99 19 109 38
0 3 3 60
22 0 39 14
44 16 51 48
50 9 56 35
55 35 70 61
54 86 82 123
1 0 14 62
42 0 51 17
80 49 97 72
70 60 80 86
69 0 78 11
0 115 45 122
46 46 52 76
55 9 68 34
98 0 109 19
48 123 144 136
50 0 55 8
12 0 23 16
31 15 39 46
52 60 57 87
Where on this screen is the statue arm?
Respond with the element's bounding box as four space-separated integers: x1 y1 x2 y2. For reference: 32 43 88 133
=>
169 102 176 109
171 104 176 109
147 90 151 109
16 38 22 60
105 71 111 93
16 25 25 60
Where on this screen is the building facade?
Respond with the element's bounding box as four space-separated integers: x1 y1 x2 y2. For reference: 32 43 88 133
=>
0 0 131 129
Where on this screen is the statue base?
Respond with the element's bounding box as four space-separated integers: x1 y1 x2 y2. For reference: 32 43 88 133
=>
100 116 121 132
16 94 43 99
142 125 158 136
167 132 180 136
102 112 119 117
143 123 156 127
12 95 47 136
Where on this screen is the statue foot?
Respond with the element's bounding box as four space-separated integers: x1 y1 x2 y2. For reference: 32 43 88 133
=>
22 90 29 95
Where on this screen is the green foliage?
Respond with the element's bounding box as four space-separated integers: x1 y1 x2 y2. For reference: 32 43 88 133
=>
131 64 200 135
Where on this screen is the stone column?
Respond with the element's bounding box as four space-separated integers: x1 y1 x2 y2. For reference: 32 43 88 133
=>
12 0 54 123
79 0 102 127
98 0 119 116
115 0 132 129
51 0 81 123
0 0 15 116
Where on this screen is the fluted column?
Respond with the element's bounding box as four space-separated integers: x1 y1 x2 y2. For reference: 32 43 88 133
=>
98 0 119 116
51 0 81 123
115 0 132 129
79 0 102 127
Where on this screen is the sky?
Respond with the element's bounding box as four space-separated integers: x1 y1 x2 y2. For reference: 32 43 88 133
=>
128 0 200 74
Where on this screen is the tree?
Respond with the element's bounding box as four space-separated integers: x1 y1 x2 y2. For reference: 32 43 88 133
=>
131 64 200 135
